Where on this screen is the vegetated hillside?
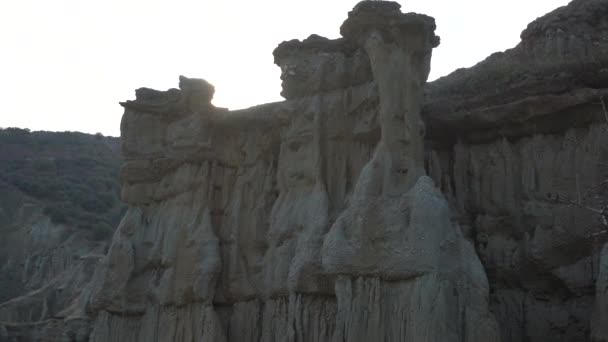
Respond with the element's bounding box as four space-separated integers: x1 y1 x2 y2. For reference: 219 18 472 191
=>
0 127 125 241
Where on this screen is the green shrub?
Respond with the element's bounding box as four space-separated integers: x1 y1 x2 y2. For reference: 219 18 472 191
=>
0 128 125 238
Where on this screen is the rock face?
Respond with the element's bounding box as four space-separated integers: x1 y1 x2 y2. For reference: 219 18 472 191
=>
424 0 608 143
421 1 608 341
87 2 501 341
321 4 498 341
0 208 102 342
87 0 608 341
4 0 607 341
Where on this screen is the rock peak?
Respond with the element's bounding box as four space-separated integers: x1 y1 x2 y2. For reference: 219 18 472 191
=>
351 0 402 15
178 75 214 103
25 0 606 341
341 0 439 47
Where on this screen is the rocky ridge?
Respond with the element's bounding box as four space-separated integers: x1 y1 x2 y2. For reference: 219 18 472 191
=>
87 2 502 341
87 0 608 341
3 0 608 341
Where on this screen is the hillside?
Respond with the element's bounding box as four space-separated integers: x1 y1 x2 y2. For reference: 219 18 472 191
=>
0 128 124 241
0 128 124 339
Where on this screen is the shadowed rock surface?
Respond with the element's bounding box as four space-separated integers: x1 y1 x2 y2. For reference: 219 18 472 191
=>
86 0 608 341
3 0 608 341
87 3 502 341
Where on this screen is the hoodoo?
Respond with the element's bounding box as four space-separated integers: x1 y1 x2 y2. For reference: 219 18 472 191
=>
88 0 608 341
88 2 502 341
2 0 608 341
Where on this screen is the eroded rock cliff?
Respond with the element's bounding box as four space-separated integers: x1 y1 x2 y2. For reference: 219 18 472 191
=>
0 130 123 341
87 2 502 341
423 1 608 341
5 0 608 341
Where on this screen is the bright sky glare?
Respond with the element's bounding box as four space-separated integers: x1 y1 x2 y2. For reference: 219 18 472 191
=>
0 0 571 137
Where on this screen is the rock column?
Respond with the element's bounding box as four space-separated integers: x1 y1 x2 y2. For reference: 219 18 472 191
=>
322 2 501 341
341 1 439 197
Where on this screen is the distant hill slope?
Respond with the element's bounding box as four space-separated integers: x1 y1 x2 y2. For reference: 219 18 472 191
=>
0 128 125 241
0 128 125 332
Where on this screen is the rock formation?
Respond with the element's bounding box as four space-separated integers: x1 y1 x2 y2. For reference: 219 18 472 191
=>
87 2 503 341
87 0 608 341
4 0 608 341
422 1 608 341
0 211 102 341
321 3 499 341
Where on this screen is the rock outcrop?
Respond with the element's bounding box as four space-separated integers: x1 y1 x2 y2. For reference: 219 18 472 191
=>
322 4 499 341
4 0 608 341
0 208 102 342
87 2 501 341
424 0 608 143
421 1 608 341
88 0 608 341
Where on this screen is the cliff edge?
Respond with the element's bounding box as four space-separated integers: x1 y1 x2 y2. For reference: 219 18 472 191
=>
4 0 608 341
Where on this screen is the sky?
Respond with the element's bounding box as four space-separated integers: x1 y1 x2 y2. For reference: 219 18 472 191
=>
0 0 571 137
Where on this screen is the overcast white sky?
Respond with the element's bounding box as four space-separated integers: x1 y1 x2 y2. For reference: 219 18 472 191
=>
0 0 570 137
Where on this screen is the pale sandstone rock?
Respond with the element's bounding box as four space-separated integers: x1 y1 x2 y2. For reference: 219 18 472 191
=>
87 2 502 341
88 0 608 340
4 0 607 341
321 4 497 340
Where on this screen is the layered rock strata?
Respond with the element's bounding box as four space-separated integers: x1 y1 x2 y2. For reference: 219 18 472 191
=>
87 2 500 341
322 3 499 341
48 0 608 341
